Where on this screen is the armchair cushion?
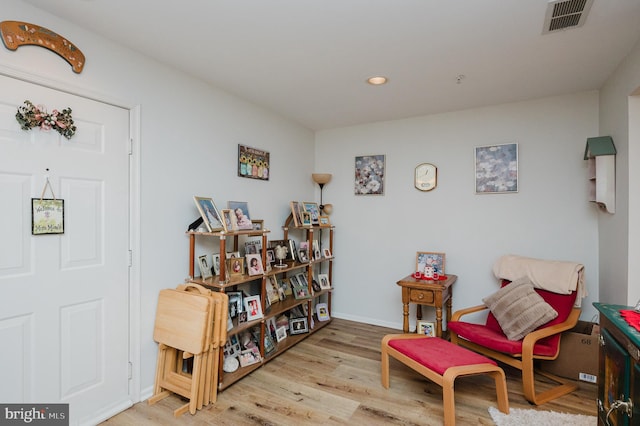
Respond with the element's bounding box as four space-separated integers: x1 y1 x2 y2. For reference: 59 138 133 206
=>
482 278 558 341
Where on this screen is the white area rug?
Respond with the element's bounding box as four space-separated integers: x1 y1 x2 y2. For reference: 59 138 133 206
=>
488 406 596 425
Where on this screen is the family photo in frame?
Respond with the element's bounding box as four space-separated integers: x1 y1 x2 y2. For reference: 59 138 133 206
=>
194 196 224 232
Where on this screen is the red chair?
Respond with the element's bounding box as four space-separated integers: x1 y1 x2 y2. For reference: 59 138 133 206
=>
448 280 580 405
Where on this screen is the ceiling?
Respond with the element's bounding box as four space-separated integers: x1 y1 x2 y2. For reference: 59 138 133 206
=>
23 0 640 131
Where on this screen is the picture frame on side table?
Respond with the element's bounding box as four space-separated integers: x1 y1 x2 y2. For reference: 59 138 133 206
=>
417 321 435 337
475 143 518 194
194 196 225 232
416 252 446 275
290 317 309 335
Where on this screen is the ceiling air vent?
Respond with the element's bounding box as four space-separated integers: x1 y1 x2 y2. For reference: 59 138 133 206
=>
543 0 594 34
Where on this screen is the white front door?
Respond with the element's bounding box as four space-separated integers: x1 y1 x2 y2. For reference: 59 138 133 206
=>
0 74 132 424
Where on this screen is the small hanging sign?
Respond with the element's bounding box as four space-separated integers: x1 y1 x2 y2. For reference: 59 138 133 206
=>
32 177 64 235
0 20 85 73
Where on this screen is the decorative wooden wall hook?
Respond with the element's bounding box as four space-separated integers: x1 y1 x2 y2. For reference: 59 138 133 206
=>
0 20 85 73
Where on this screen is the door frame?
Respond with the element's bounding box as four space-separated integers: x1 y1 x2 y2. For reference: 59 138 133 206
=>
0 64 143 406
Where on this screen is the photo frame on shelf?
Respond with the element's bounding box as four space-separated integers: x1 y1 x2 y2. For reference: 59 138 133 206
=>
246 253 264 276
221 209 237 232
280 277 292 297
227 200 253 229
312 240 321 261
227 291 243 318
212 253 222 275
194 196 225 232
318 273 331 290
289 317 309 335
416 252 446 275
266 249 275 265
223 334 241 359
295 272 308 287
244 240 262 255
302 202 320 226
301 211 311 226
228 257 244 277
290 201 303 227
264 333 276 355
311 278 321 293
319 215 331 227
292 280 310 299
316 303 330 322
475 143 518 194
244 295 263 321
275 325 288 342
239 347 262 367
322 248 332 259
417 321 435 337
251 219 264 231
266 276 280 304
355 154 385 195
197 254 212 279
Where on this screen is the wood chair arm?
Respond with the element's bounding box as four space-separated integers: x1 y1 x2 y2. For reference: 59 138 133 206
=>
451 304 488 322
521 307 581 358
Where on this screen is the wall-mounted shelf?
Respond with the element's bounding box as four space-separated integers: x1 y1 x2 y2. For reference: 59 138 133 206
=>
585 136 616 214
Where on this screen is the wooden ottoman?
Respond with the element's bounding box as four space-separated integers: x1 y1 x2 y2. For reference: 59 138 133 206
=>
381 334 509 425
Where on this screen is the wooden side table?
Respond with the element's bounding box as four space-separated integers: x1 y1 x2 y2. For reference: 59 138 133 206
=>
396 274 457 338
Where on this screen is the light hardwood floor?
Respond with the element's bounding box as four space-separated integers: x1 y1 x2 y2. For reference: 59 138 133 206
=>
104 318 597 425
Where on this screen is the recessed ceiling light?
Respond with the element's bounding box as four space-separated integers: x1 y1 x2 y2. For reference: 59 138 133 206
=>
367 76 388 85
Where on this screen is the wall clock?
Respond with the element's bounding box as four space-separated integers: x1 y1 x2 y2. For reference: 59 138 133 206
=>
415 163 437 191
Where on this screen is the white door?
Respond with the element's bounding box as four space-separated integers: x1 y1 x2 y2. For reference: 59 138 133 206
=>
0 74 132 425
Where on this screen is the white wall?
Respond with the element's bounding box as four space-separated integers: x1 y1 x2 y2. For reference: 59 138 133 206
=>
599 38 640 306
317 92 601 329
2 0 316 398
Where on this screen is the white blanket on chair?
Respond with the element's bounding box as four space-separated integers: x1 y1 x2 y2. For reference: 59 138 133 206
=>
492 255 586 306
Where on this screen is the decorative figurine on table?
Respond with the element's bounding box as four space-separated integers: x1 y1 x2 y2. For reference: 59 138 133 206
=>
275 244 288 268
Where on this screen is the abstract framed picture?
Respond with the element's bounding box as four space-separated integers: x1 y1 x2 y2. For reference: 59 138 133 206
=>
237 144 270 181
475 143 518 194
355 154 385 195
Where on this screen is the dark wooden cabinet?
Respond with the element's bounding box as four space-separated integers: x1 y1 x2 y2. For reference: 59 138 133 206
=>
594 303 640 425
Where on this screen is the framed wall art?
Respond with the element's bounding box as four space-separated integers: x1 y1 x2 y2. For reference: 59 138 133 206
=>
355 154 385 195
416 252 446 275
238 144 270 180
475 143 518 194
